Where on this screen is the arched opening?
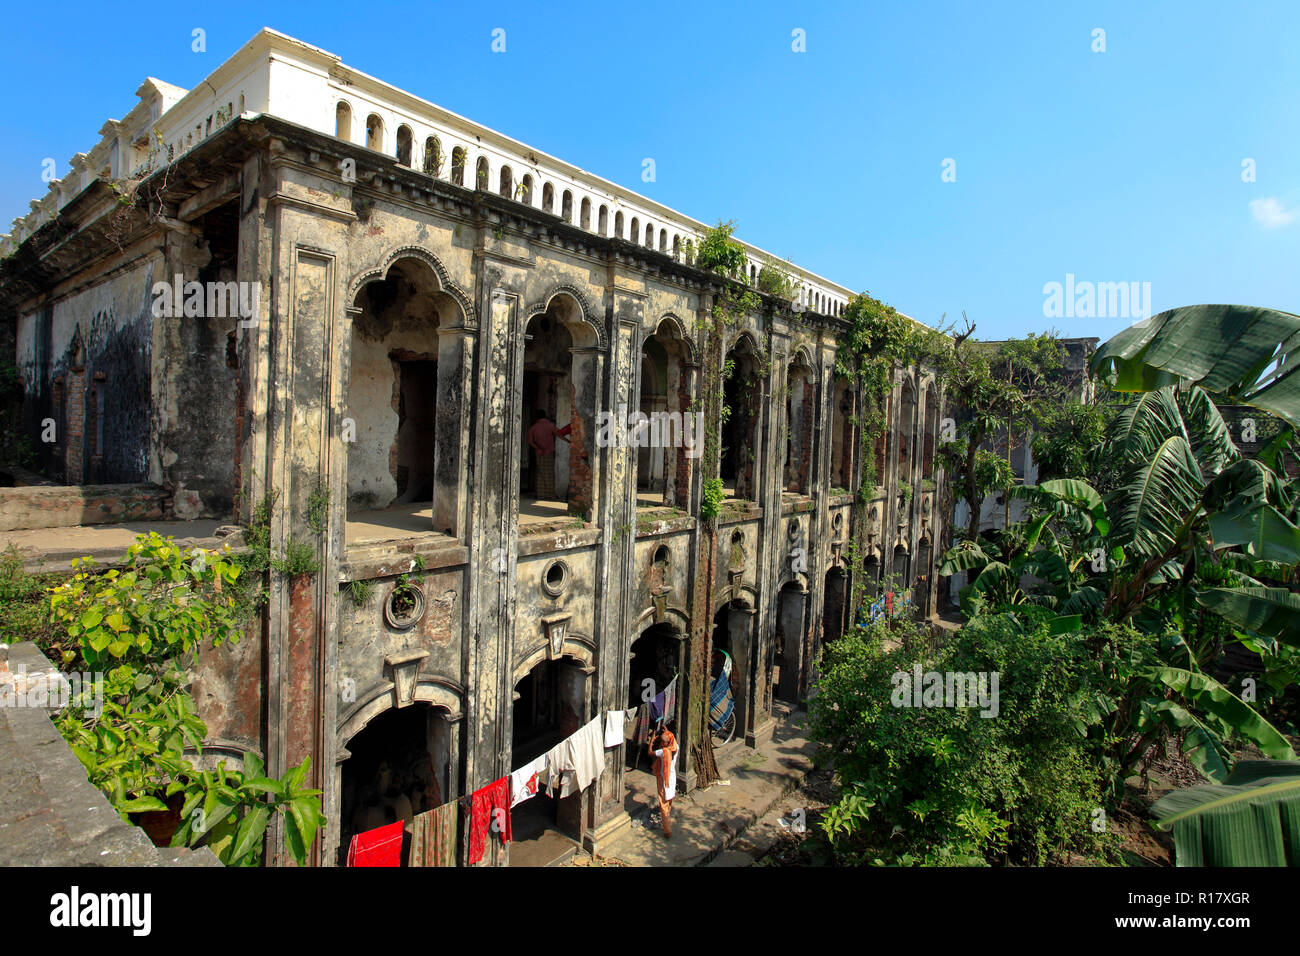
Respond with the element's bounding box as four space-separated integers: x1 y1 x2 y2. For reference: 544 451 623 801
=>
922 385 939 480
614 211 624 238
862 554 881 603
520 295 599 522
335 101 352 141
898 379 916 488
579 197 591 230
339 702 454 866
776 582 808 703
783 353 815 495
395 125 413 166
423 136 442 177
892 545 911 609
712 600 753 747
597 205 608 236
520 174 534 205
644 222 654 247
451 147 466 186
542 182 554 213
672 235 681 260
915 538 932 617
475 156 489 189
499 165 513 198
634 322 693 510
719 335 762 502
561 190 573 223
510 657 587 861
829 378 855 492
346 256 466 543
823 567 848 646
658 228 667 252
366 114 383 151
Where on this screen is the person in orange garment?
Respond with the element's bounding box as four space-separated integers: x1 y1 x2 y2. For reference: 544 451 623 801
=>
526 410 571 499
648 721 679 838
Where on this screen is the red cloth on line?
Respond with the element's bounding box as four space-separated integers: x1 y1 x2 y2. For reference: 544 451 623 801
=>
468 777 513 865
346 820 404 867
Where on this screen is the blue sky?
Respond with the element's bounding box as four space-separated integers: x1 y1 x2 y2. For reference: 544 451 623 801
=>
2 1 1297 342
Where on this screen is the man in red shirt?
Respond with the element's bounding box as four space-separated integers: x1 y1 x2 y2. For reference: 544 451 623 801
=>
527 410 570 499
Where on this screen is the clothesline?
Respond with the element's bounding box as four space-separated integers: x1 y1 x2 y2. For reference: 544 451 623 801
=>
347 681 680 866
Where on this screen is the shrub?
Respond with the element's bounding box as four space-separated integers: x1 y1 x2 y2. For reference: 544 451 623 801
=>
810 612 1131 865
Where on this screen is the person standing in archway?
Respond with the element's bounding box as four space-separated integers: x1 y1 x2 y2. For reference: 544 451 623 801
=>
649 721 678 838
527 410 571 500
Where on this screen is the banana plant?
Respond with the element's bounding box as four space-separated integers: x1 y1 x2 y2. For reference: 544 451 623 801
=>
1150 760 1300 866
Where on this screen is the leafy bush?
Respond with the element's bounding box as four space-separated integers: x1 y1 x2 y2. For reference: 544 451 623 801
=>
47 532 322 865
810 613 1131 865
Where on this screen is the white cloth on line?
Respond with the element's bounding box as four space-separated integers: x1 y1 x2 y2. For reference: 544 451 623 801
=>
604 710 629 748
571 716 605 793
509 755 547 808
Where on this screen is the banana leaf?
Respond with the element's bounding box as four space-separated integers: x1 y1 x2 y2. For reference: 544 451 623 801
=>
1207 498 1300 564
1091 304 1300 429
1196 586 1300 648
1145 666 1295 761
1150 760 1300 866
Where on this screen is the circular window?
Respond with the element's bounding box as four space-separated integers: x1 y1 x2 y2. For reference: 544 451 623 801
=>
384 580 426 630
832 512 844 532
541 559 569 597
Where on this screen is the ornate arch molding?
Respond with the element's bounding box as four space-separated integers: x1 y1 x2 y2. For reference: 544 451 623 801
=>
347 245 476 327
632 603 691 637
337 675 465 753
790 344 816 371
776 569 811 593
713 581 760 610
648 312 698 365
523 283 606 350
726 328 763 357
512 631 597 685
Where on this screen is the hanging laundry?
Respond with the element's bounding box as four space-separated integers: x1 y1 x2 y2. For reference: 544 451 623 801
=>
510 755 548 808
407 802 458 867
467 776 512 865
346 820 404 867
633 703 651 749
650 675 677 724
543 738 576 799
570 715 605 793
604 709 630 748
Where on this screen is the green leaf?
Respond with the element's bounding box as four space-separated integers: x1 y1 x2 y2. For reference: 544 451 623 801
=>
230 804 272 864
1091 304 1300 429
119 795 168 813
1197 587 1300 648
1146 665 1295 762
1149 760 1300 865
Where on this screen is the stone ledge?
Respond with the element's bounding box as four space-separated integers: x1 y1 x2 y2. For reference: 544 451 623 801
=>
0 483 169 532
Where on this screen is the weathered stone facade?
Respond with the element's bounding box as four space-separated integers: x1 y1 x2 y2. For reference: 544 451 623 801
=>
0 29 948 865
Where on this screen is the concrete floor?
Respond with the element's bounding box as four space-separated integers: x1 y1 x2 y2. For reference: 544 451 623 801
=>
2 519 225 572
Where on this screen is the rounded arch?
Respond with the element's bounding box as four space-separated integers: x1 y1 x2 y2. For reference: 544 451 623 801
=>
511 636 596 686
791 344 816 370
727 328 763 358
631 604 691 637
648 313 697 365
335 100 353 141
337 678 465 747
347 245 475 327
523 284 605 350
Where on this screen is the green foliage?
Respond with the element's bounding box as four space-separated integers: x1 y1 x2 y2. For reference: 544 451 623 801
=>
810 613 1126 865
1150 759 1300 866
700 477 725 521
695 220 748 279
47 532 322 865
48 533 243 670
273 538 321 577
0 546 57 648
756 262 796 300
306 482 330 536
347 578 375 608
